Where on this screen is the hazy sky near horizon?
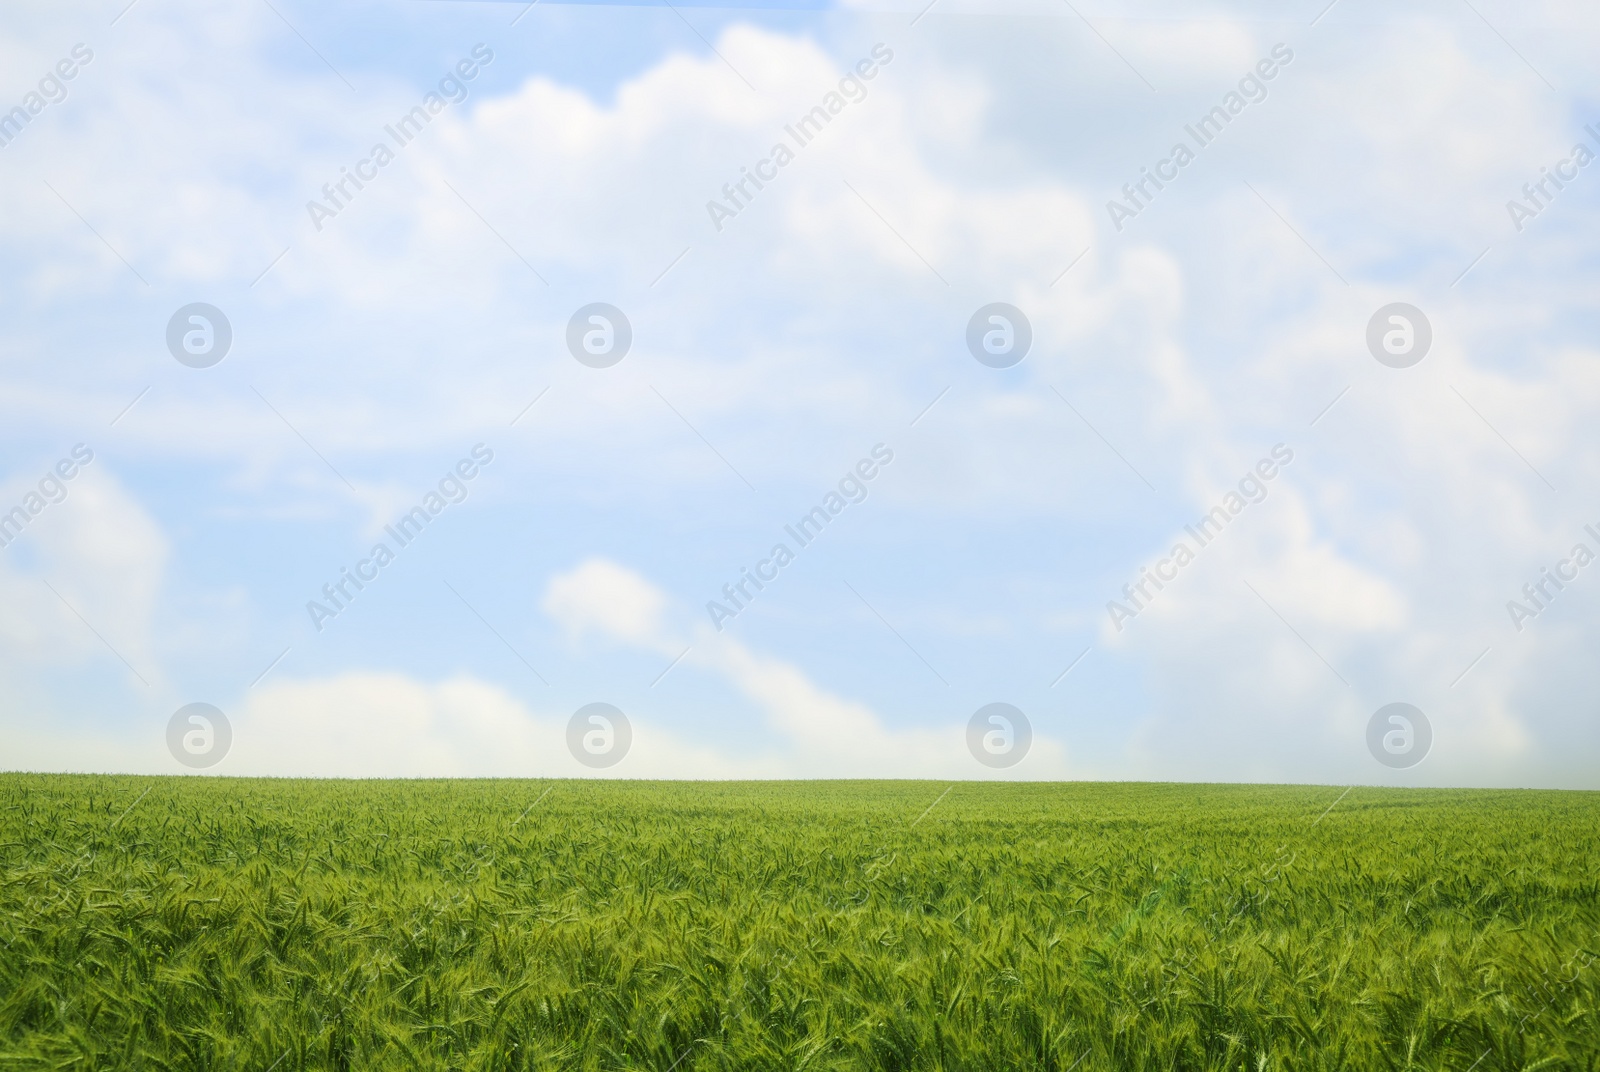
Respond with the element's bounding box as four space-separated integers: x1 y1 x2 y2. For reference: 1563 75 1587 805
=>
2 0 1598 785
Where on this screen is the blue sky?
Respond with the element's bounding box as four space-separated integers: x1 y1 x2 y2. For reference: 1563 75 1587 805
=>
2 0 1598 784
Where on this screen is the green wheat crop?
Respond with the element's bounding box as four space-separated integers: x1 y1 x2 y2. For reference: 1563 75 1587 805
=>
1 776 1596 1070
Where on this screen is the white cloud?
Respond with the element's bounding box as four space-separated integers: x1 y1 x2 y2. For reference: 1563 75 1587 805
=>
543 558 1074 778
542 556 675 653
228 672 749 778
0 460 168 685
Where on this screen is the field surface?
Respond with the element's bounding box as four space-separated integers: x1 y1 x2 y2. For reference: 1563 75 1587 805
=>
0 777 1597 1071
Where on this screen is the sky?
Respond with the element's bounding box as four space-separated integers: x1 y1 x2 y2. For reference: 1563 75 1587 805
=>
1 0 1597 785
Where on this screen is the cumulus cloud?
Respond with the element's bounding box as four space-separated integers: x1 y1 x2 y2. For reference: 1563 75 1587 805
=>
543 557 674 653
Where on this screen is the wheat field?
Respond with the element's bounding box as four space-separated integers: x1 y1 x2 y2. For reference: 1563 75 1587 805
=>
1 776 1596 1070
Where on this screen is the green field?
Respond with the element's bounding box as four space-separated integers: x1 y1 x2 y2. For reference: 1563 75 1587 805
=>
1 777 1597 1071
